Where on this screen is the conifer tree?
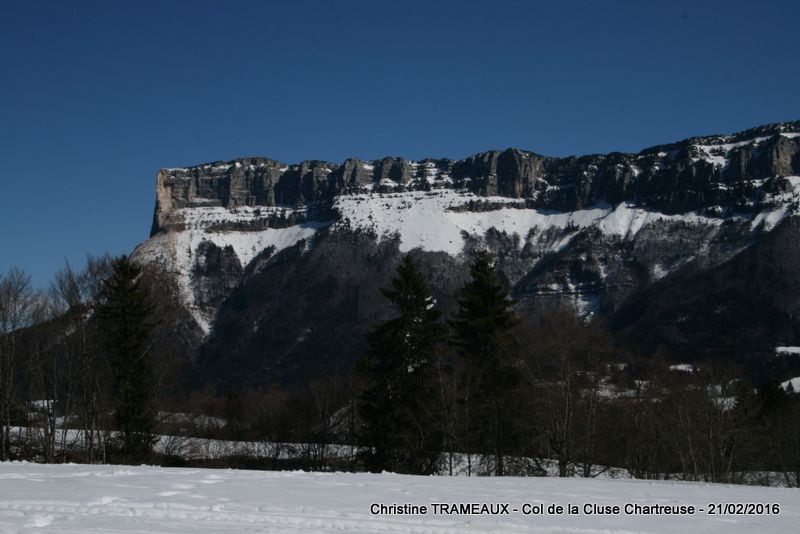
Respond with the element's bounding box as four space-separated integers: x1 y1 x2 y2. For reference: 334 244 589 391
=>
358 255 445 474
97 256 156 464
450 251 519 475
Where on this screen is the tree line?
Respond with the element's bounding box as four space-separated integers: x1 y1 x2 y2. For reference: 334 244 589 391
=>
0 253 799 486
354 252 800 485
0 255 185 465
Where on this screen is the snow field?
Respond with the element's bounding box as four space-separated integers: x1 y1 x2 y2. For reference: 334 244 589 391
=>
333 190 724 256
0 463 797 533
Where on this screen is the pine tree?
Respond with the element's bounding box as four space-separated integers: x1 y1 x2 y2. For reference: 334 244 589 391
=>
450 251 519 475
358 255 445 474
97 256 156 464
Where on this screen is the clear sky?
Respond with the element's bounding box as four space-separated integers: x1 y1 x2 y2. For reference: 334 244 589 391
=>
1 0 798 286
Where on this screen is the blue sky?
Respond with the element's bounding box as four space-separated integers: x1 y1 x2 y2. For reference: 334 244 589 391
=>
1 0 798 286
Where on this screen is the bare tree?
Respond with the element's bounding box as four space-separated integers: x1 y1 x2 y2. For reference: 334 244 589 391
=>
24 290 62 462
615 359 676 480
526 310 582 477
287 376 347 470
521 309 615 477
0 268 34 460
654 362 752 483
51 255 113 463
772 399 800 487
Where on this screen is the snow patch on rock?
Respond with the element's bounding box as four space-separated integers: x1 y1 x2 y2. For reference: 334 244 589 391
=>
134 221 332 333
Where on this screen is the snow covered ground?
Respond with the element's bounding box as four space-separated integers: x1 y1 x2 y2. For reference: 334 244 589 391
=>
0 463 797 533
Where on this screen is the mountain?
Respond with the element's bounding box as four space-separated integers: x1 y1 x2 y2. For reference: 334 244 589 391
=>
132 120 800 389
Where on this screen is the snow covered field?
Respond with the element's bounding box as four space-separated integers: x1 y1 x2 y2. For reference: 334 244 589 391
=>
0 463 796 533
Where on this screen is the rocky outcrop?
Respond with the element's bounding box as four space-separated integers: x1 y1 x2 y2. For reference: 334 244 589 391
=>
151 121 800 236
453 149 544 198
191 241 243 320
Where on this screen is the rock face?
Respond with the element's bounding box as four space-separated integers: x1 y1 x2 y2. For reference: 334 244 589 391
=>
133 120 800 389
151 121 800 236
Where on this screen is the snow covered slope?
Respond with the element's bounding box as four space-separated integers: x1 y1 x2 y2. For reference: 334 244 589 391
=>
334 190 726 256
135 215 331 333
0 463 797 533
134 184 798 335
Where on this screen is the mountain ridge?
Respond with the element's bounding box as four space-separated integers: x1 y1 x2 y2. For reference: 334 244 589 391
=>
150 119 800 238
159 119 800 172
132 119 800 388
